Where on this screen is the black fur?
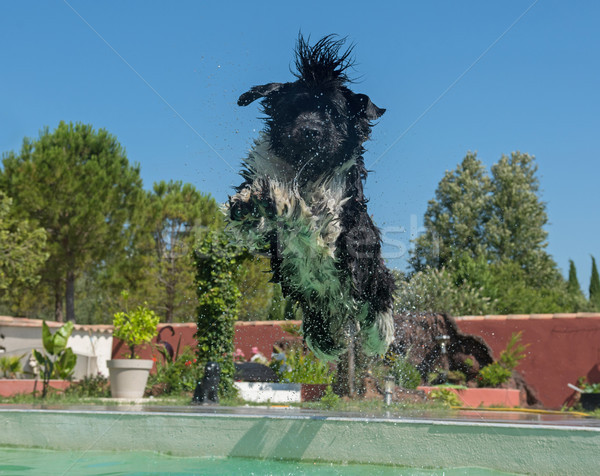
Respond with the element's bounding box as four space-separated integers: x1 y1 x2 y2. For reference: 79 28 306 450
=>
231 34 395 358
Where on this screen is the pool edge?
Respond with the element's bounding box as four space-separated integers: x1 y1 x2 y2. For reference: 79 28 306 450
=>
1 407 597 474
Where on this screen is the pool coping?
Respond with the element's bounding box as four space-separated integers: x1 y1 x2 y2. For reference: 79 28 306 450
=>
2 405 599 431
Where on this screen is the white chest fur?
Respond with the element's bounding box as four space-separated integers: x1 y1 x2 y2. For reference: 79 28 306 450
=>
243 138 354 253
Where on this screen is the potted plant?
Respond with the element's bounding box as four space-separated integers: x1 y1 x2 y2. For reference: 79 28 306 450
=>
576 378 600 411
273 346 335 402
107 292 160 398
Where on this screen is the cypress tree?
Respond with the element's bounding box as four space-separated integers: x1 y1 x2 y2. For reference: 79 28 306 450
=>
590 256 600 310
567 260 582 296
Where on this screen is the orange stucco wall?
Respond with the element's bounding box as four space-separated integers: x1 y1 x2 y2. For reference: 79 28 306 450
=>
455 314 600 409
109 314 600 409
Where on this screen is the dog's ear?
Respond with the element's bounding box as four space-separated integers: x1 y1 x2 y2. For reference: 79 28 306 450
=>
350 93 386 120
238 83 284 106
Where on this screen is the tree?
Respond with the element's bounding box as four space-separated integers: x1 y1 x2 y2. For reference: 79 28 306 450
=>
193 230 247 397
0 192 48 303
394 268 492 316
71 195 158 325
144 180 222 322
567 260 583 297
565 259 591 312
410 153 490 272
485 260 573 314
1 121 143 321
590 256 600 311
487 152 558 287
410 151 571 314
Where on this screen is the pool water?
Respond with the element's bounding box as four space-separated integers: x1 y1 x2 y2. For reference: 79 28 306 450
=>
0 447 518 475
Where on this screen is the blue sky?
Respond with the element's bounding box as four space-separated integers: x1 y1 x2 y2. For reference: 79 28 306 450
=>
1 1 599 294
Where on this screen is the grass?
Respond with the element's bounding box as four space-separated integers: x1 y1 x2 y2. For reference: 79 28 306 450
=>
0 391 191 406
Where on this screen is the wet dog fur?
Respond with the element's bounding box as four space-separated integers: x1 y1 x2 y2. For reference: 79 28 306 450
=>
228 35 395 359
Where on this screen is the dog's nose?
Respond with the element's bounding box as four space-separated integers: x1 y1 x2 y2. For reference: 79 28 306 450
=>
301 126 322 140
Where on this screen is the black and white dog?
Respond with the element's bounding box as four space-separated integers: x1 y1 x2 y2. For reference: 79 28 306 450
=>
228 35 395 360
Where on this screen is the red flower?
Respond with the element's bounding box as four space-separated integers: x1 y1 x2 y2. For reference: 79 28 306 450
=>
152 357 157 362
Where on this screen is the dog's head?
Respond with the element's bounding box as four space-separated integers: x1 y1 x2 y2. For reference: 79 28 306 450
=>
239 34 385 173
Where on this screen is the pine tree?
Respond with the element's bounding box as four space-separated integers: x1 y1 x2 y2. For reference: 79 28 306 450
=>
144 180 222 322
0 193 48 302
590 256 600 311
0 121 143 321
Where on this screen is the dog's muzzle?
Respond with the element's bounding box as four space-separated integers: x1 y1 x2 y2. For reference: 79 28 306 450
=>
291 119 328 151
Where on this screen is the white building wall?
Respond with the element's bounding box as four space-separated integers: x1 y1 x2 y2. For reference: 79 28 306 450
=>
0 316 113 379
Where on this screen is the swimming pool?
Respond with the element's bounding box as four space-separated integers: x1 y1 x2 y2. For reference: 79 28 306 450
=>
1 405 598 475
0 446 520 475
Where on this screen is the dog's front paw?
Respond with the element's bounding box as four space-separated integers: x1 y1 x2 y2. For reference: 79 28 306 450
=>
228 188 254 221
229 181 275 221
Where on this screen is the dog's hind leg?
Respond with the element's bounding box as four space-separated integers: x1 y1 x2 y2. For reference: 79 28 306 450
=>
337 201 396 356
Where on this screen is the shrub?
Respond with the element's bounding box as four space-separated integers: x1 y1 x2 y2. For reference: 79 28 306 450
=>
194 231 245 398
65 374 110 398
320 385 341 409
274 346 335 384
146 348 201 396
428 388 461 406
32 321 77 398
477 362 512 388
447 370 467 385
577 377 600 394
0 355 24 378
477 332 528 388
498 331 528 371
387 353 421 390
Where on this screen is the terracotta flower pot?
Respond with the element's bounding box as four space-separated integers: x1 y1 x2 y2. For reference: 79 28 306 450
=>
107 359 153 399
301 383 329 402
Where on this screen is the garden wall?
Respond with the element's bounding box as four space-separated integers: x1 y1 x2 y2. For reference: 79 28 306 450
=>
112 314 600 409
455 313 600 409
4 313 599 409
110 321 297 372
